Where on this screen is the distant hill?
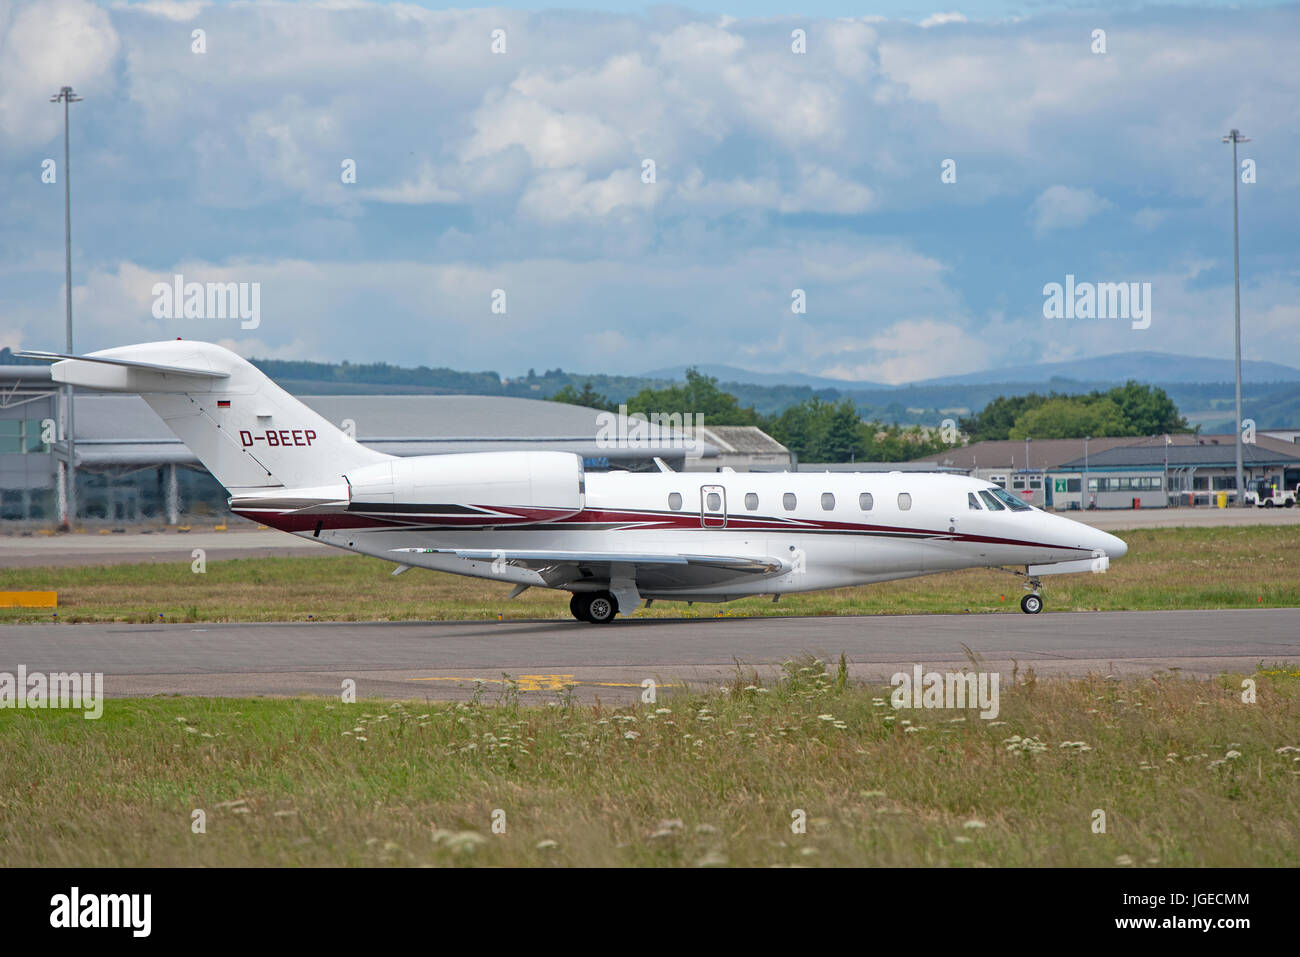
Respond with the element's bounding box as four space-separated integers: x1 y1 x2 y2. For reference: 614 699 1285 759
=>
644 352 1300 390
641 363 887 391
911 352 1300 387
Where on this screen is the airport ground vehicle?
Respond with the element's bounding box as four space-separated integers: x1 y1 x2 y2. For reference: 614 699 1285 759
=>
1244 480 1298 508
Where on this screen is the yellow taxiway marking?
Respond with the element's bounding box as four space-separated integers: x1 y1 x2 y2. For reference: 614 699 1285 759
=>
0 591 57 608
411 674 679 691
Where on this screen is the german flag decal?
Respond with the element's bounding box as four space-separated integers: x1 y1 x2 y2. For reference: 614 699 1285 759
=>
217 400 231 408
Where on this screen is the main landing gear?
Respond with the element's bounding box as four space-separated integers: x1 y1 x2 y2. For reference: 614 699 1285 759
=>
570 591 619 624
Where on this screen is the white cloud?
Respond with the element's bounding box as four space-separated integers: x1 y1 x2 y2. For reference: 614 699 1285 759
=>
920 13 968 29
0 0 119 145
461 90 628 171
1029 185 1112 236
818 319 995 384
360 162 459 205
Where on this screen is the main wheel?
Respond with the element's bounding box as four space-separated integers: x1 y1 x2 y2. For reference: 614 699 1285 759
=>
575 591 618 624
1020 593 1043 615
569 594 589 622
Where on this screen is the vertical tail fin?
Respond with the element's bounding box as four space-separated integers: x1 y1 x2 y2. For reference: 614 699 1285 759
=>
44 340 391 494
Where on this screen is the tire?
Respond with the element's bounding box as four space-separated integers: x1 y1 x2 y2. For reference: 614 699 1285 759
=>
569 593 589 622
577 591 618 624
1265 500 1274 508
1020 593 1043 615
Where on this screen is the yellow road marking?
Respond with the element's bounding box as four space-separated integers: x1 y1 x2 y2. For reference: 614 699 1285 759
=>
411 674 679 691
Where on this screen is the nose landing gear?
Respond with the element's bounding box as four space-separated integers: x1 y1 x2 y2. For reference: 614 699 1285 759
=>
1019 573 1044 614
992 566 1046 614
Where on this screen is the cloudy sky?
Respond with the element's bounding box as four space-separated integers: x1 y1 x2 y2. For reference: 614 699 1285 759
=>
1 0 1296 384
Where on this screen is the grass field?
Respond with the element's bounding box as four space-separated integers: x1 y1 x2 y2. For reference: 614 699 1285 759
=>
2 525 1298 623
2 661 1296 867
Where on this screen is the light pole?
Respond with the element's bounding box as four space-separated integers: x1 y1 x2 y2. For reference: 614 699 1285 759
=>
51 86 82 527
1223 128 1249 506
1084 435 1090 510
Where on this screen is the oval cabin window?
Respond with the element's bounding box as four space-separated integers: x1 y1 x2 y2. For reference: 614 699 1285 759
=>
668 492 682 511
706 492 721 511
897 492 912 511
859 492 874 511
744 492 759 511
821 492 835 510
783 492 797 511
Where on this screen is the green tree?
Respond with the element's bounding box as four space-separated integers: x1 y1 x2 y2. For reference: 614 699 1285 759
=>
863 423 956 461
1008 396 1129 439
548 381 618 412
764 397 866 462
1104 380 1190 435
958 393 1048 442
624 368 762 426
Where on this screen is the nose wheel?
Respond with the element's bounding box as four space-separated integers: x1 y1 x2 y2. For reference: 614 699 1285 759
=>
1020 593 1043 614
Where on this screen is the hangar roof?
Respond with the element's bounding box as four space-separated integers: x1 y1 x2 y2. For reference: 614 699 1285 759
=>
69 394 716 466
1058 442 1300 469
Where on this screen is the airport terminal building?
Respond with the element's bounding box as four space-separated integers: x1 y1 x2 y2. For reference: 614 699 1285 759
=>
914 433 1300 509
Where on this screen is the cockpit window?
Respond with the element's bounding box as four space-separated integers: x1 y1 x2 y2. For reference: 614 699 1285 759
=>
990 487 1032 511
968 492 982 510
978 490 1005 511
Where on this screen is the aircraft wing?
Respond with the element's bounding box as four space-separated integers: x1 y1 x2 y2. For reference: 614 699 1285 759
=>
391 547 789 589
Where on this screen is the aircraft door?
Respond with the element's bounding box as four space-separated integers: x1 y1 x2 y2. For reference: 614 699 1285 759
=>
700 485 727 528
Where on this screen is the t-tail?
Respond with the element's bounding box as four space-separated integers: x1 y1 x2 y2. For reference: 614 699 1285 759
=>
23 340 390 496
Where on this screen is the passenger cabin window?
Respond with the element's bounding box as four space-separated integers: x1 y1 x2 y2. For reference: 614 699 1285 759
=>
979 490 1005 511
859 492 874 511
897 492 912 511
968 492 982 510
821 492 835 511
668 492 682 511
783 492 797 511
744 492 759 511
706 492 721 511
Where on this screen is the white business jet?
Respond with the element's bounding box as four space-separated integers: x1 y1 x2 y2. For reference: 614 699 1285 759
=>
24 341 1127 623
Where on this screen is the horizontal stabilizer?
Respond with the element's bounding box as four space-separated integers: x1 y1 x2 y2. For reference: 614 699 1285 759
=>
16 350 230 378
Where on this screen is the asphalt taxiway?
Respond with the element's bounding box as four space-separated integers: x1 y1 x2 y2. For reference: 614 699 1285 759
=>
0 608 1294 703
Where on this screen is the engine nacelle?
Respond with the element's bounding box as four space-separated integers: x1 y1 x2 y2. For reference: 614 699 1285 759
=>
344 450 585 526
